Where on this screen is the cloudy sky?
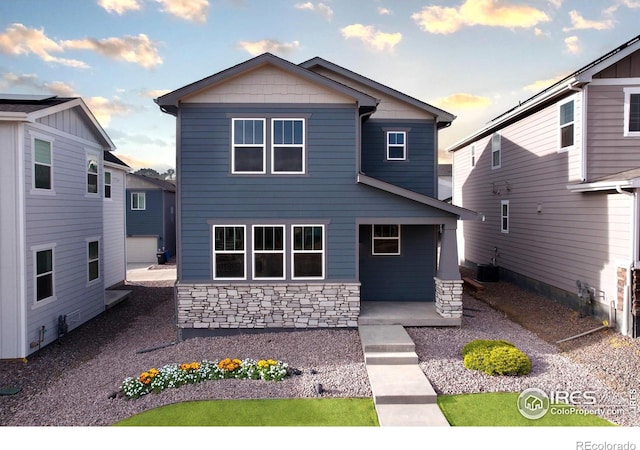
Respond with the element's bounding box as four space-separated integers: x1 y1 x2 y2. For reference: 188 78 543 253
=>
1 0 639 171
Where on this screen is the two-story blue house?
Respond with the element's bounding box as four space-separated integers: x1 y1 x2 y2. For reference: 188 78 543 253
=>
156 53 474 338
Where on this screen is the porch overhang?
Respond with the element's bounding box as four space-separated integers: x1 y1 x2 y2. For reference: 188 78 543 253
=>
567 168 640 194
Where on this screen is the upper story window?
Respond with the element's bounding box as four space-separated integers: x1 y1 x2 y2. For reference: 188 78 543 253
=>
87 153 99 194
386 131 406 160
559 99 575 150
372 225 401 255
213 225 246 280
33 137 53 191
624 87 640 137
253 225 285 279
471 144 476 167
131 192 146 210
491 133 501 169
104 171 112 198
232 118 265 174
272 119 305 173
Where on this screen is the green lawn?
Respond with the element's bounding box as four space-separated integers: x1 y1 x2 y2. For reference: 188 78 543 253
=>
114 398 379 426
437 392 617 426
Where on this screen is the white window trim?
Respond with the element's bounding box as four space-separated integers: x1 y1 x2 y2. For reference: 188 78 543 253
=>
104 170 112 199
271 118 306 174
86 150 100 196
623 87 640 137
86 237 101 285
558 98 576 152
231 118 266 174
131 192 146 210
30 132 55 195
213 225 247 280
491 133 501 169
291 224 325 280
252 225 286 280
386 131 407 161
501 200 510 234
31 243 56 308
372 225 401 256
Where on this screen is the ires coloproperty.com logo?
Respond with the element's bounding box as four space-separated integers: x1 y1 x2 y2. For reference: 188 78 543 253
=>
517 388 627 420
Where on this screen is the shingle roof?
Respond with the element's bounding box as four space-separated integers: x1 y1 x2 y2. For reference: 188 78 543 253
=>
0 95 77 113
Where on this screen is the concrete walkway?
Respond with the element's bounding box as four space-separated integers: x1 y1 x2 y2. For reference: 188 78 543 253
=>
126 263 176 282
359 324 450 426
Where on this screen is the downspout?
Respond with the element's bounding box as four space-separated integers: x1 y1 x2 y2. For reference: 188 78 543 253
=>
356 105 376 175
568 82 587 182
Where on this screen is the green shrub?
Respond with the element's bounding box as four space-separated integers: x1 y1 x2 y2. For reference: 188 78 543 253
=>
462 339 531 376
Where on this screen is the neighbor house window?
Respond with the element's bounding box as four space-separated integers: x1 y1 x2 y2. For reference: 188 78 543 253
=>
372 225 401 255
491 133 501 169
253 225 285 279
471 144 476 167
131 192 145 210
87 154 98 194
104 171 112 198
33 137 53 190
501 200 509 234
34 247 55 302
624 87 640 137
88 240 99 282
272 119 305 173
292 225 324 279
213 226 246 279
559 99 575 150
232 118 265 173
386 131 406 160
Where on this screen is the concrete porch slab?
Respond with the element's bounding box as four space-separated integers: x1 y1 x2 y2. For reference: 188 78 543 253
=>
358 301 461 327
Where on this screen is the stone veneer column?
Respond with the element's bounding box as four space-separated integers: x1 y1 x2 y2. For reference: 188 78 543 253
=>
434 277 463 318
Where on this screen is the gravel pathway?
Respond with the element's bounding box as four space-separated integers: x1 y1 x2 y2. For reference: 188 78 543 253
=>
1 278 638 426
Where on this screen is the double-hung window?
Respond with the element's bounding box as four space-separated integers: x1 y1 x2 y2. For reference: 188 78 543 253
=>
624 87 640 137
372 225 401 255
213 226 246 279
87 154 99 194
104 171 112 198
88 240 99 282
34 137 53 191
253 225 285 279
292 225 324 279
35 246 55 303
131 192 145 210
232 119 265 173
491 133 501 169
501 200 510 234
559 99 575 150
386 131 406 160
471 144 476 167
272 119 304 173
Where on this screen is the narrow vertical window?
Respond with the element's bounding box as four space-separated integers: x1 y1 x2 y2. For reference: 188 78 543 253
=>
34 138 52 190
559 99 575 150
501 200 509 234
372 225 401 255
88 240 99 282
272 119 305 173
491 133 501 169
131 192 145 210
213 226 246 279
292 225 324 279
35 248 54 302
232 118 265 173
471 144 476 167
624 87 640 137
386 131 406 160
87 154 98 194
104 171 112 198
253 225 285 279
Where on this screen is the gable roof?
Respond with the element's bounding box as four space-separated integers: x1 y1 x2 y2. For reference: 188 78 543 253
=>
300 57 456 128
155 53 378 116
127 173 176 192
448 33 640 152
0 95 115 150
104 151 131 169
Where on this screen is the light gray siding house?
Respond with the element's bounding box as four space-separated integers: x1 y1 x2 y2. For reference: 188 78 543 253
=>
0 95 120 359
156 53 475 339
103 151 130 288
449 34 640 337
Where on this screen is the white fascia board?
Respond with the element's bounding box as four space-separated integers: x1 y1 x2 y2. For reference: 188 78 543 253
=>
567 179 640 193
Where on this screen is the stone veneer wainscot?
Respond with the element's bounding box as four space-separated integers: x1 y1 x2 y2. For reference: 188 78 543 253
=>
434 277 463 318
176 282 361 331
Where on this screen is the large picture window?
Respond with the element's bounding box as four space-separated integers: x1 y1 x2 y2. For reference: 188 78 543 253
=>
559 99 575 150
34 137 52 190
372 225 401 255
292 225 324 279
272 119 304 173
624 87 640 137
213 226 246 279
253 225 285 279
35 247 54 302
232 119 265 173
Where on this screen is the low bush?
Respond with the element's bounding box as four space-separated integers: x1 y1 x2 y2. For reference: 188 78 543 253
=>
462 339 531 376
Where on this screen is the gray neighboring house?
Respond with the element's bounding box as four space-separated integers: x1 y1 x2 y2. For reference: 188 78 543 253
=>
103 151 130 288
0 94 119 359
156 53 475 339
449 34 640 337
126 173 176 264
